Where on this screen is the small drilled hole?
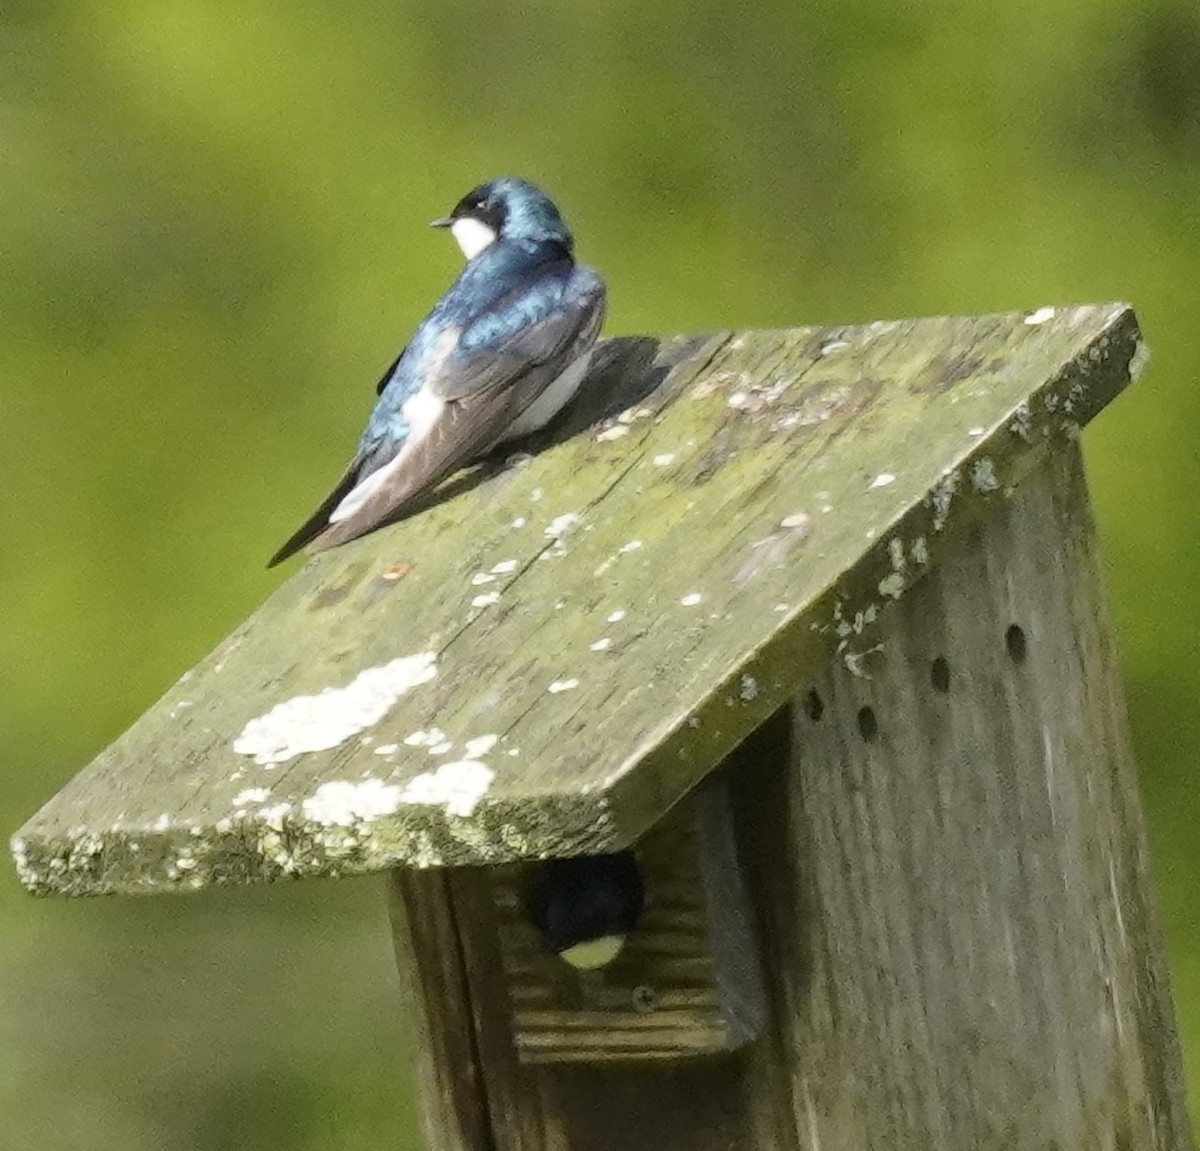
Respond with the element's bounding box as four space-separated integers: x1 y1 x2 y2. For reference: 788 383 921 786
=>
857 706 878 742
930 656 951 693
632 985 657 1013
1005 624 1027 663
804 689 824 722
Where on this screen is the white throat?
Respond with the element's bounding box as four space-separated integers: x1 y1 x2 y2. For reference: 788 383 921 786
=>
451 217 498 260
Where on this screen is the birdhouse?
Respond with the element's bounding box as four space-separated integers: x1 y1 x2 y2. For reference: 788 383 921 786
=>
12 304 1192 1150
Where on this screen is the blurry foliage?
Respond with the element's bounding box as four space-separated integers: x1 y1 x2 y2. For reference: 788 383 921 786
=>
2 2 1198 1147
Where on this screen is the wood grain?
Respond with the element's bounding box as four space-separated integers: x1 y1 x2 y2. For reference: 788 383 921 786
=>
388 445 1191 1150
12 306 1145 892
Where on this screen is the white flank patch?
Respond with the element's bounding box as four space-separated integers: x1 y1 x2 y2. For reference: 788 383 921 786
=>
548 678 579 693
471 592 500 608
590 637 612 651
329 378 450 524
870 472 896 489
400 760 495 818
607 610 626 623
680 593 703 606
232 652 437 766
302 778 403 825
451 217 497 259
505 354 591 439
491 559 519 574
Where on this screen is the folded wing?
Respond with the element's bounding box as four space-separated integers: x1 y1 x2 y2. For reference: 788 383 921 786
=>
268 264 604 567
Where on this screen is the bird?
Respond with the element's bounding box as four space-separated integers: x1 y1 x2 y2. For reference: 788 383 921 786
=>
525 850 645 970
268 177 606 567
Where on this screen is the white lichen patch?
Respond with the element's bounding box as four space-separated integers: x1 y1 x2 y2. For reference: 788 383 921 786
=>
1009 401 1033 442
590 637 612 651
428 741 453 756
820 339 851 356
739 674 758 701
374 743 399 755
969 457 1000 493
545 513 580 538
511 516 527 529
926 471 959 531
1128 340 1151 382
232 787 270 807
404 727 447 748
232 652 437 767
10 836 34 888
911 536 930 566
619 540 643 553
257 802 291 831
302 779 402 825
888 537 906 571
464 734 499 758
400 760 495 818
652 453 676 467
490 559 519 574
470 572 496 585
780 512 810 529
878 572 905 599
548 678 579 693
596 424 629 442
607 610 626 623
1024 305 1056 325
471 592 500 608
870 472 896 489
680 593 703 606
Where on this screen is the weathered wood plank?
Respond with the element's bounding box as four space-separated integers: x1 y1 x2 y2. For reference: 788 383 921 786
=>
392 445 1190 1151
11 305 1145 894
386 869 491 1151
736 443 1193 1151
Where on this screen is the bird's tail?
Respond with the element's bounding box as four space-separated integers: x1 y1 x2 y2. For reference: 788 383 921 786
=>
266 463 361 568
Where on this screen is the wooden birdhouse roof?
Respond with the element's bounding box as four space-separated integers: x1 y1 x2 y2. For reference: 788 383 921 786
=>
11 303 1143 896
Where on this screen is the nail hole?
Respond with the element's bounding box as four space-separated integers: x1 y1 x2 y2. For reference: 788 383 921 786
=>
1005 624 1027 663
632 985 657 1013
857 706 878 742
803 689 824 722
930 656 951 693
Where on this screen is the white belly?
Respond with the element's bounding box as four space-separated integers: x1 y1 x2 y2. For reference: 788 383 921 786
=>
503 352 591 441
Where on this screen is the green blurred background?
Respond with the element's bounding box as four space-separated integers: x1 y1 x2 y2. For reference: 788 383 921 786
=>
2 2 1198 1147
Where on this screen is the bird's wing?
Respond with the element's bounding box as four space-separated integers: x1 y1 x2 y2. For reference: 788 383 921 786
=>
269 264 605 565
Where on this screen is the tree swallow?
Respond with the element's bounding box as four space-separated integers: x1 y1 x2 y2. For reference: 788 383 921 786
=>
526 851 645 970
269 177 606 566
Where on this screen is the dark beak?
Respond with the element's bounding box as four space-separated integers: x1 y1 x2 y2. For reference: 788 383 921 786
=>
429 216 453 229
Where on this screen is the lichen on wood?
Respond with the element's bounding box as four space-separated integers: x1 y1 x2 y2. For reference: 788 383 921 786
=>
11 304 1143 895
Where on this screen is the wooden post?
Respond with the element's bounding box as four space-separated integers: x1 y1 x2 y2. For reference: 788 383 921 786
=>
11 305 1186 1151
381 447 1191 1151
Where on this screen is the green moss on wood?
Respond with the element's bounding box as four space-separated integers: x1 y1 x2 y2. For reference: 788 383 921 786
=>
11 305 1143 894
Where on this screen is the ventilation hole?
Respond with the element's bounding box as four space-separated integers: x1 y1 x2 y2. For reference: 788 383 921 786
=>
857 706 878 742
803 689 824 722
930 656 951 693
1005 624 1027 663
